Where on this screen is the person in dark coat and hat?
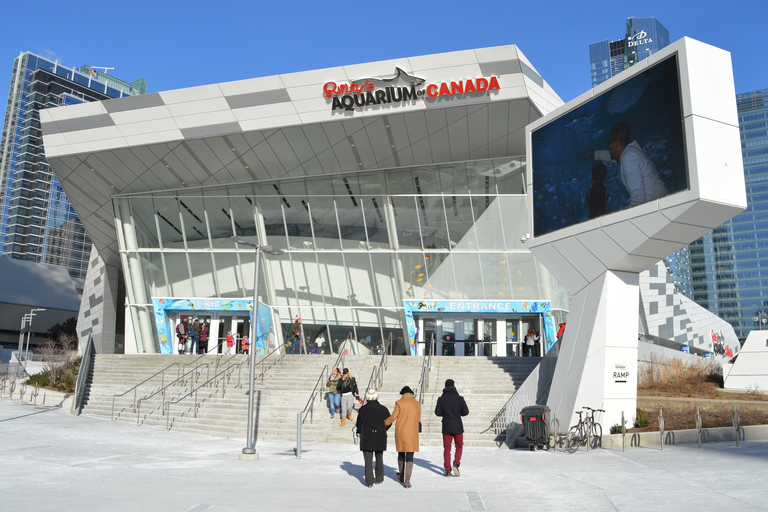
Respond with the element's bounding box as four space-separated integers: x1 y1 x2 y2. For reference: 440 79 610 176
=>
435 378 469 477
355 388 391 487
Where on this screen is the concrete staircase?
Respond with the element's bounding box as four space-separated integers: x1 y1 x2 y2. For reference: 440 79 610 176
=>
80 353 541 447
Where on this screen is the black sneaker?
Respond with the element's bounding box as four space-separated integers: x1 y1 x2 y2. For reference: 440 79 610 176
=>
452 463 460 477
443 470 452 478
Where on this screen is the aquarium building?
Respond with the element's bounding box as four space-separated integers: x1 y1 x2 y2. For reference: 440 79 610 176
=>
40 46 575 356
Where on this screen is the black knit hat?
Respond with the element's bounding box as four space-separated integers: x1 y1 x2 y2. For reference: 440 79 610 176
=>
445 379 454 388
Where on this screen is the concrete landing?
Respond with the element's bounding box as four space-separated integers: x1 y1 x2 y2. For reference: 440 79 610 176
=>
1 398 767 511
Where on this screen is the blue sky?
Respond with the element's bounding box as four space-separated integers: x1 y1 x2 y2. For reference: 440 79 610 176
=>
1 0 765 112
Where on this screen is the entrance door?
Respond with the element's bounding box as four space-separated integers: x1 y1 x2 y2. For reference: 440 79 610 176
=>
217 314 251 354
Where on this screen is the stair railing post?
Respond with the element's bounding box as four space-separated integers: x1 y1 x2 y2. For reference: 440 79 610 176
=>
296 411 302 458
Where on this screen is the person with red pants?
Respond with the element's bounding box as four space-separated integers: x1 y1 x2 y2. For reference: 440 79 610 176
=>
434 378 469 477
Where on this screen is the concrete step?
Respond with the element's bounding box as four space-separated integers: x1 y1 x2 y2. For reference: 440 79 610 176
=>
80 353 538 447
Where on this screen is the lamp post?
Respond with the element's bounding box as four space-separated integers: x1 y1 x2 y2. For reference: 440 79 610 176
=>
16 308 45 376
232 236 284 459
753 311 767 330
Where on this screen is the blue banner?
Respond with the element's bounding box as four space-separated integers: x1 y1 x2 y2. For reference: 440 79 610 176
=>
152 298 274 355
402 300 556 355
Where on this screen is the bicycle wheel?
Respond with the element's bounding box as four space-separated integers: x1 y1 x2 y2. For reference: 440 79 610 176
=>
590 422 602 449
565 426 583 451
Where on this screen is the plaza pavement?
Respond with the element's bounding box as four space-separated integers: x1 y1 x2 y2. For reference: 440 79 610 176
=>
1 397 767 512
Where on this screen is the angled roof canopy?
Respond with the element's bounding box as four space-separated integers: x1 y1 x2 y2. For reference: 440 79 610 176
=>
41 45 563 269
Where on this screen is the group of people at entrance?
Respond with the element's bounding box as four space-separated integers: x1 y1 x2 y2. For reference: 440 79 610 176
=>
334 375 469 488
175 317 210 354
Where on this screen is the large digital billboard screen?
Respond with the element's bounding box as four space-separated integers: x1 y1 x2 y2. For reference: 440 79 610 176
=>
531 55 688 237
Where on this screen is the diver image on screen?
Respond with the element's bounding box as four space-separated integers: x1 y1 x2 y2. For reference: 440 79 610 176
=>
531 55 687 237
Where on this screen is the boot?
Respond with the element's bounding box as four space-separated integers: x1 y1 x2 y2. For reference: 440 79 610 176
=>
404 461 414 488
396 460 404 483
340 418 346 426
347 414 353 421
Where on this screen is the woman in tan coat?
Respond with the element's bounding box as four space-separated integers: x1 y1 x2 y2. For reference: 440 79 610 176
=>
384 386 421 488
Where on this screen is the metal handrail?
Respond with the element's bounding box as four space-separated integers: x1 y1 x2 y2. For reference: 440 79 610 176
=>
299 333 361 427
110 345 241 421
71 334 95 415
416 334 434 404
300 364 330 426
483 345 559 446
135 363 212 425
363 333 391 399
164 342 286 431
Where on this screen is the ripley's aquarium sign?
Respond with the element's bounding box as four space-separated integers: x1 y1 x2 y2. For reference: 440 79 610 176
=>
323 67 500 111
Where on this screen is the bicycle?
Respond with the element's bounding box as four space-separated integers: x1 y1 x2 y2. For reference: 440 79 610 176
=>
565 407 604 451
584 407 604 449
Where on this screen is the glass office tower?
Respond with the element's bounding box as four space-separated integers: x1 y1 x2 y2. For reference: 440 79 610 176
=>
691 89 768 339
0 53 145 278
589 17 670 88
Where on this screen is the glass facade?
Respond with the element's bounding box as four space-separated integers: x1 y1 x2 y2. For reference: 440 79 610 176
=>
0 52 143 278
589 17 670 89
690 90 768 339
114 157 569 353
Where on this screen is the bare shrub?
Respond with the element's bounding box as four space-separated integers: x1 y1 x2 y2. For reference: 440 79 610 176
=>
40 334 77 387
639 355 720 396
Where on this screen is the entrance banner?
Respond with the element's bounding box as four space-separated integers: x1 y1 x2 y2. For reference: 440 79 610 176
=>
152 298 274 355
403 300 556 356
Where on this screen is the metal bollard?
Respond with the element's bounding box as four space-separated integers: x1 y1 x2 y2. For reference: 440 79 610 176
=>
659 409 665 451
622 411 626 452
296 412 302 458
732 406 740 447
695 407 703 449
32 384 39 405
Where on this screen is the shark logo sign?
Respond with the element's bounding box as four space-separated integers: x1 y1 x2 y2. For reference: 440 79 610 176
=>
323 67 500 112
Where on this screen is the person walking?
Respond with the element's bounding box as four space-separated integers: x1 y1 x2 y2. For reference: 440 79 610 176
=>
289 332 302 354
327 368 342 419
435 379 469 477
355 389 391 487
524 328 539 357
199 322 209 354
225 331 236 355
337 368 359 426
384 386 421 488
290 316 303 354
176 317 188 354
189 318 200 354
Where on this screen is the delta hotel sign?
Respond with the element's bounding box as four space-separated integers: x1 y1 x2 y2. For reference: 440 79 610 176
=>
323 67 501 111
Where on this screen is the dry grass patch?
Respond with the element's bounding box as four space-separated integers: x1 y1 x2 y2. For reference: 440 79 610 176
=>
633 354 768 432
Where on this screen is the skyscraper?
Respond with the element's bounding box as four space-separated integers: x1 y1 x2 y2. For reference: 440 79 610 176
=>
589 17 670 88
0 52 145 279
690 89 768 339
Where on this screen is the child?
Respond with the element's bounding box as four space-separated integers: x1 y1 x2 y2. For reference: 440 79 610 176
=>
585 162 609 219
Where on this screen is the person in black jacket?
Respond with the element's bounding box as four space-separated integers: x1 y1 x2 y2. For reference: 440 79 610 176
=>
434 378 469 477
337 368 359 426
355 388 391 487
